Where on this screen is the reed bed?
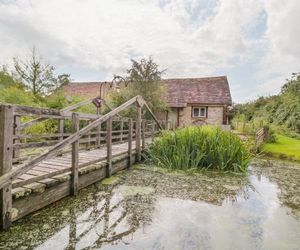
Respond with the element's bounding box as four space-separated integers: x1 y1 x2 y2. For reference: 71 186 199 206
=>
145 126 251 173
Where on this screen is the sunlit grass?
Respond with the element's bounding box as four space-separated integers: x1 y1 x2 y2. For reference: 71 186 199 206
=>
262 134 300 162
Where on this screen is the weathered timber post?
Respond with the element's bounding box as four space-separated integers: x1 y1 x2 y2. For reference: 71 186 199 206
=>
13 115 21 161
128 118 133 168
96 124 101 148
86 120 91 150
120 120 124 143
106 118 112 177
136 102 142 162
151 121 155 139
263 126 269 142
96 106 101 148
71 113 79 196
58 118 64 142
0 105 14 229
142 120 145 151
58 118 64 156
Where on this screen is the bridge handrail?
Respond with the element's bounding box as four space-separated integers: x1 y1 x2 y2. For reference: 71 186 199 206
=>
19 96 99 129
0 95 161 190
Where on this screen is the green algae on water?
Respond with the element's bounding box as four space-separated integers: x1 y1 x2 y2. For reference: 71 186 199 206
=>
115 185 155 196
101 176 120 185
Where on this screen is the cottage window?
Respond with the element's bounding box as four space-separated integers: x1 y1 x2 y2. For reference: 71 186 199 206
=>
192 107 207 118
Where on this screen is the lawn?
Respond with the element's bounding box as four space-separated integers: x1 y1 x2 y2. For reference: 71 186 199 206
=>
262 134 300 162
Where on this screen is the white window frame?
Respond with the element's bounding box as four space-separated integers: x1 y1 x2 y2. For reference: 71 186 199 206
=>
192 106 207 118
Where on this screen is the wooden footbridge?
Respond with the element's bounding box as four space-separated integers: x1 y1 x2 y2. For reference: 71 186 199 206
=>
0 95 162 230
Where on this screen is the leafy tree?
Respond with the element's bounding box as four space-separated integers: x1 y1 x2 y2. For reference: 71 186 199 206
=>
109 57 167 115
13 48 68 97
57 73 71 87
282 73 300 95
231 73 300 135
0 65 23 90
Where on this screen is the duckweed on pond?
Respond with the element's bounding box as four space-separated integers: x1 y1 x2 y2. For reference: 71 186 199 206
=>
1 160 300 249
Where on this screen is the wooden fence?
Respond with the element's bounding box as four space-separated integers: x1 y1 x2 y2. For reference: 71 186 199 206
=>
255 126 269 150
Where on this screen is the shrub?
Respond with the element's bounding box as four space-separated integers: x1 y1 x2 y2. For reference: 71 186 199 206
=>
145 126 251 173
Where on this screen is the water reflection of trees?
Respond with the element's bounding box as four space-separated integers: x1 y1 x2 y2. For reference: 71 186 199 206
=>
66 186 155 250
0 167 255 249
0 182 155 250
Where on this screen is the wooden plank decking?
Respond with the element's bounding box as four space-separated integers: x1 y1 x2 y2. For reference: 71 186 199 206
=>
12 138 151 190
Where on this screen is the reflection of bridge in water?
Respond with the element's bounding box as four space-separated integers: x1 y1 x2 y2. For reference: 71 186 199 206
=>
0 178 156 249
0 95 162 230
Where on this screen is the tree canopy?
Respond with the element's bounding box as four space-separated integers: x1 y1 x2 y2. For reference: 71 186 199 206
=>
231 73 300 135
14 48 70 97
109 57 167 115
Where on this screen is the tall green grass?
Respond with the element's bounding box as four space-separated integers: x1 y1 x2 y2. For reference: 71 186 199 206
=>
145 126 251 173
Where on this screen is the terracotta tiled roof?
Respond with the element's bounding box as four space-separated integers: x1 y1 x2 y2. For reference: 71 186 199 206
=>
64 81 112 98
65 76 232 106
162 76 232 107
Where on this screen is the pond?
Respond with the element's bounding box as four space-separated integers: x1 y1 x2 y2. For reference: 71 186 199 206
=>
1 159 300 250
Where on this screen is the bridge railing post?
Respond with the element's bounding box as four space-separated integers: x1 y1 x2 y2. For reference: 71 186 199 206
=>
136 103 142 162
120 120 124 143
58 118 64 156
58 118 64 142
13 115 21 162
86 120 91 150
128 118 132 168
71 113 79 196
151 121 155 139
0 105 14 230
96 123 101 148
106 118 112 177
142 120 145 151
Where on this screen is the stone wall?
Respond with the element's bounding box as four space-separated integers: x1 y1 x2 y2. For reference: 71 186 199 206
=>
155 105 227 128
168 105 225 127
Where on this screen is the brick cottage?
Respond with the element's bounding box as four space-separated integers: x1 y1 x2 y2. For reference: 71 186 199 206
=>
64 76 232 128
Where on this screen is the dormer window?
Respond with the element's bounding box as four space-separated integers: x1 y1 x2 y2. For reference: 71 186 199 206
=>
192 106 207 118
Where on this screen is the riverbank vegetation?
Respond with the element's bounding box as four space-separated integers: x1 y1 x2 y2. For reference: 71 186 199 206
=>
231 73 300 138
146 126 251 173
231 73 300 162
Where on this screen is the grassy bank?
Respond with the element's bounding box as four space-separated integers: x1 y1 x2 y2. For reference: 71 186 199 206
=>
262 134 300 162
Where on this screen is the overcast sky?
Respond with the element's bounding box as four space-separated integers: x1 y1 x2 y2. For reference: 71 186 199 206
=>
0 0 299 102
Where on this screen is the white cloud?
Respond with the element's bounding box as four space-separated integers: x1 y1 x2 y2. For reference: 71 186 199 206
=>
1 0 299 102
0 0 264 77
256 0 300 95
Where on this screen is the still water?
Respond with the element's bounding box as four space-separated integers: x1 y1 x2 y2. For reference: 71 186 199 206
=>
1 159 300 250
